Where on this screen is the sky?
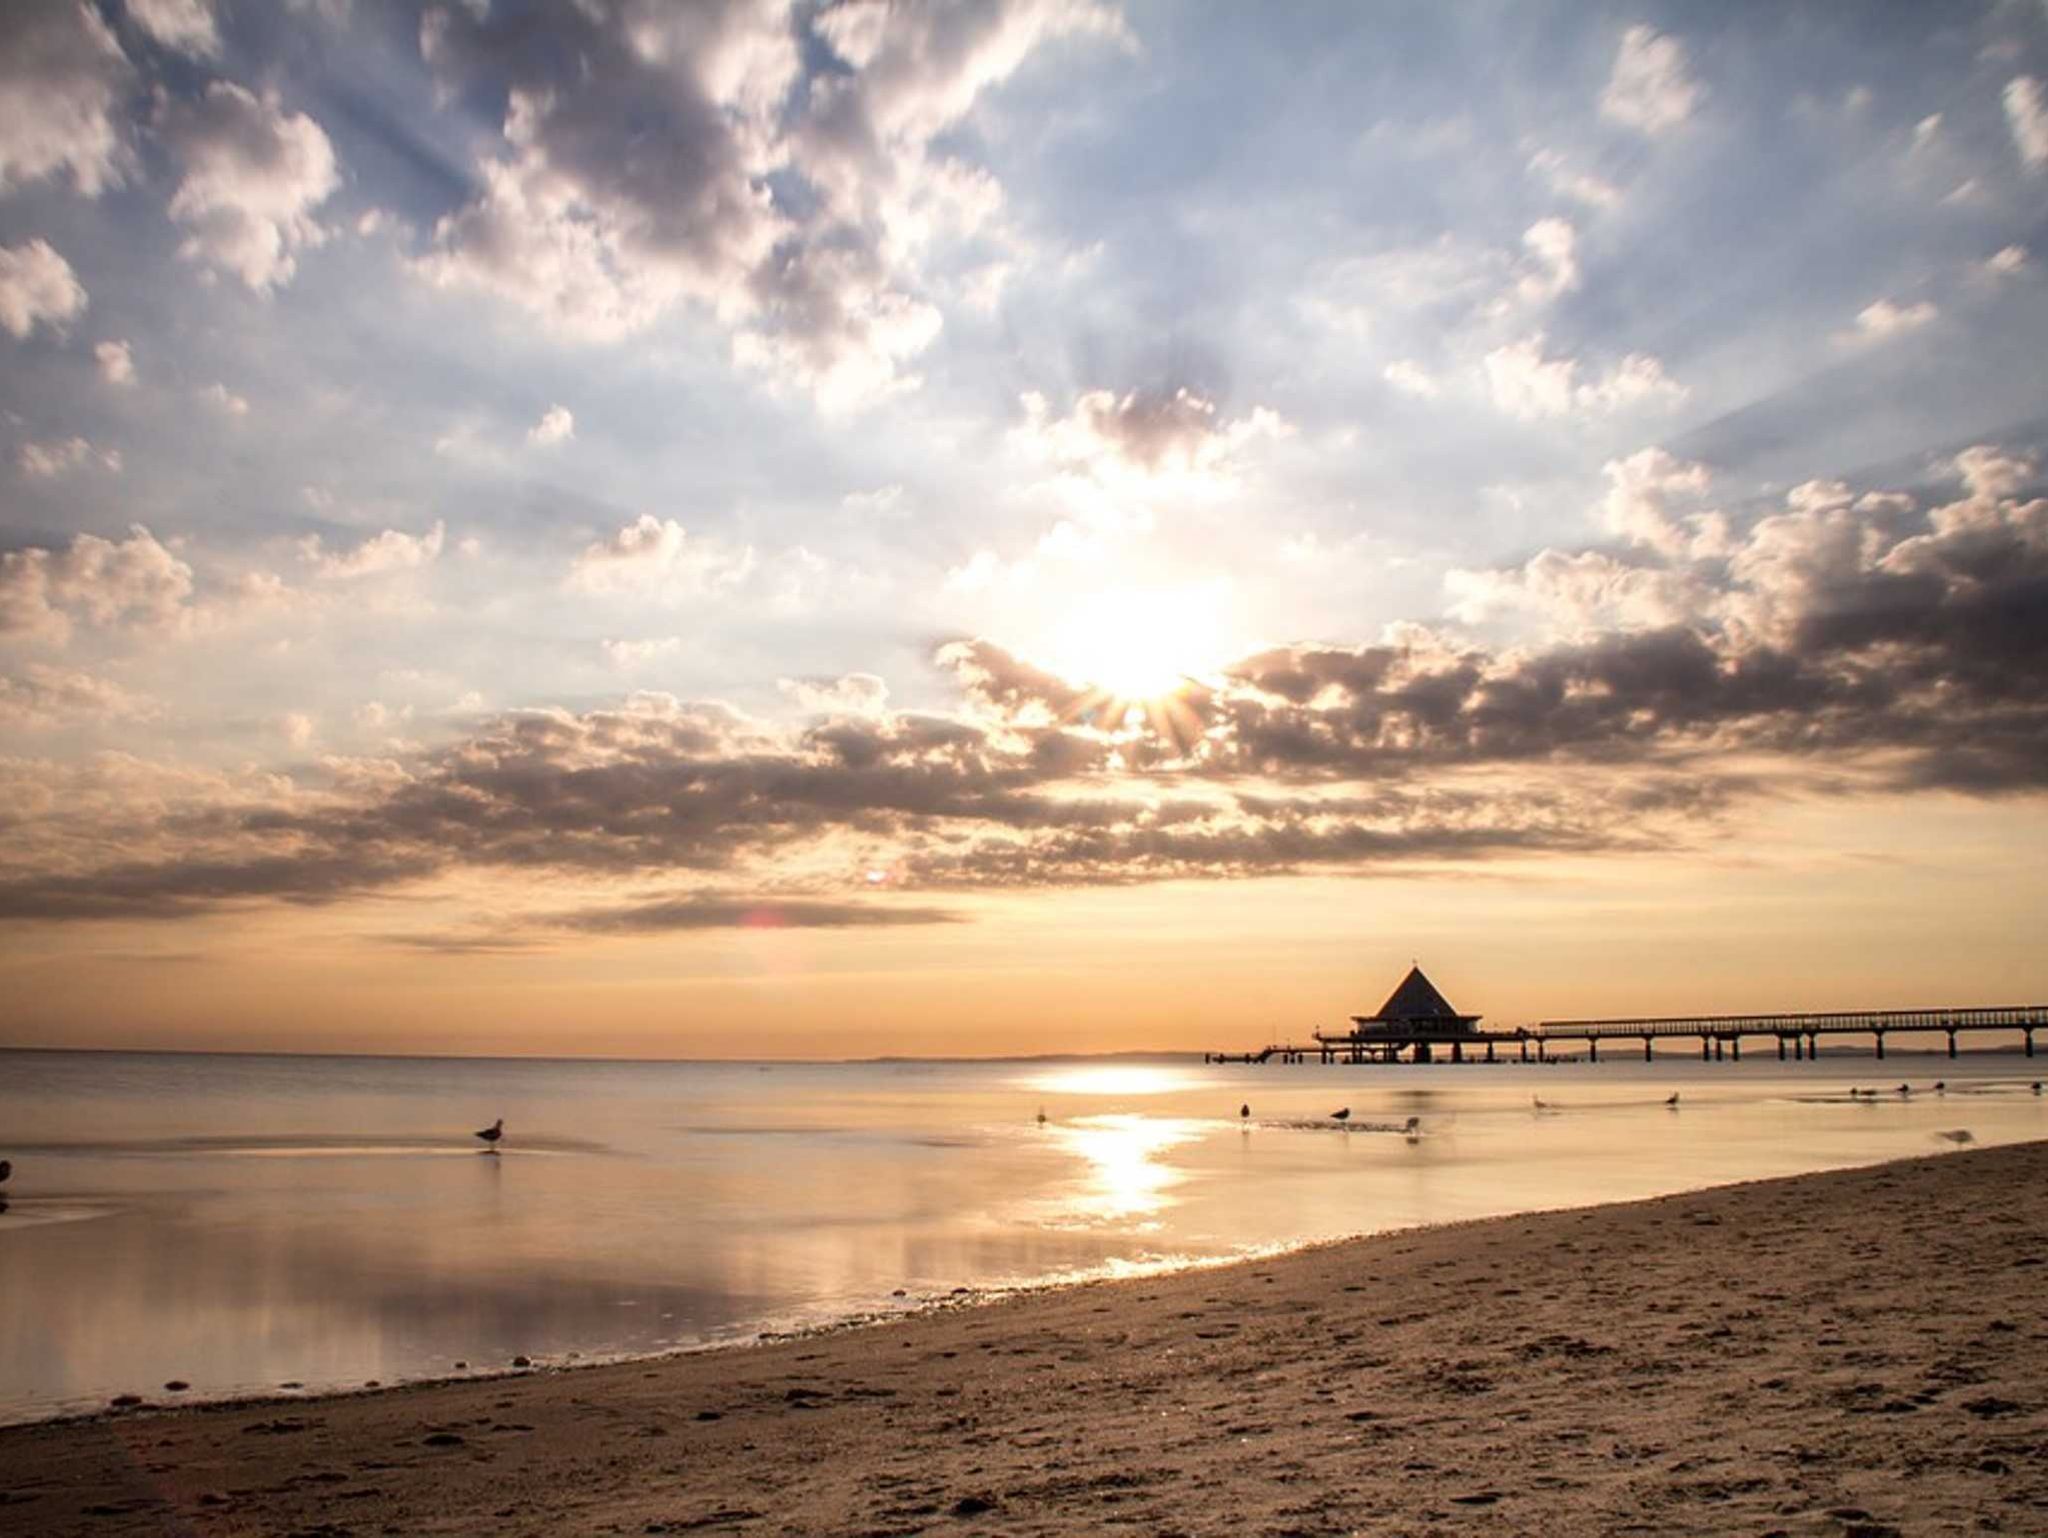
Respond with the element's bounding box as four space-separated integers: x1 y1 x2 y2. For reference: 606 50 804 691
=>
2 0 2047 1058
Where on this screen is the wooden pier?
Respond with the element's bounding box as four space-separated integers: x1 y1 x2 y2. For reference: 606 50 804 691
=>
1209 972 2048 1067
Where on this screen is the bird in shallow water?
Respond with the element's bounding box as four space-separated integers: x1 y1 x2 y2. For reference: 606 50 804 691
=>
1933 1080 1947 1094
1664 1092 1680 1108
474 1118 503 1150
2034 1081 2043 1095
1239 1103 1250 1120
1035 1107 1047 1126
1329 1107 1351 1122
1896 1084 1911 1096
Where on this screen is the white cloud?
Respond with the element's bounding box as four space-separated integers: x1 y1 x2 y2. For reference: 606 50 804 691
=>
0 239 88 338
1910 113 1941 154
160 81 340 291
0 1 131 196
0 664 161 732
128 0 222 58
0 526 195 645
202 382 249 415
1482 336 1685 420
1601 26 1702 135
569 515 755 598
2005 76 2048 171
1525 148 1622 209
1516 216 1580 304
17 435 120 478
299 522 446 581
527 404 575 446
841 484 906 517
281 711 316 748
94 337 134 384
779 672 889 716
1597 447 1713 557
416 0 1127 408
1011 387 1292 487
1847 297 1938 341
1446 548 1702 634
602 636 684 670
1983 244 2028 278
1382 359 1441 399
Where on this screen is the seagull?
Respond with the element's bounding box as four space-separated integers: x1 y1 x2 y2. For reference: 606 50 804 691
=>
1239 1103 1250 1120
1896 1084 1911 1096
1532 1095 1548 1111
1933 1081 1946 1094
1330 1107 1351 1122
1403 1117 1421 1135
2033 1081 2043 1095
0 1159 10 1185
1664 1092 1680 1108
474 1118 504 1150
1036 1107 1047 1126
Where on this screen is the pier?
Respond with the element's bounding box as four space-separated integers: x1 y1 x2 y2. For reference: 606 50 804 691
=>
1208 966 2048 1066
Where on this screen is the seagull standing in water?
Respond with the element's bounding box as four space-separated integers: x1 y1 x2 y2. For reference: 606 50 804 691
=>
474 1118 504 1151
1664 1092 1680 1108
0 1159 11 1184
1330 1107 1351 1122
1239 1103 1250 1121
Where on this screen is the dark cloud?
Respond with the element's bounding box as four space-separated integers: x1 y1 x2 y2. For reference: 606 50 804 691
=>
2 447 2044 924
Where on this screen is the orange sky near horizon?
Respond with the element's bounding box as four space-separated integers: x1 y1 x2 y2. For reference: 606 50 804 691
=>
7 791 2042 1060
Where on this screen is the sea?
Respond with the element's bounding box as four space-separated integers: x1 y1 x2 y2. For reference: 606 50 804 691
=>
1 1047 2042 1425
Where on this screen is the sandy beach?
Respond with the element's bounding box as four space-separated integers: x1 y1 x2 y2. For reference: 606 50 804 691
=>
4 1139 2043 1537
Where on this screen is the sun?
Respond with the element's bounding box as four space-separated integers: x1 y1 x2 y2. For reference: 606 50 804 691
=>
1043 586 1227 701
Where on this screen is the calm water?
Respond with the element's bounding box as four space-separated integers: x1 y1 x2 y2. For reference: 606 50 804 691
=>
1 1047 2042 1425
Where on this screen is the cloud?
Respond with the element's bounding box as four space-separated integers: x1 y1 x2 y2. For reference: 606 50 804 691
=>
0 526 195 645
128 0 222 58
0 240 88 338
1597 447 1716 557
160 81 340 291
779 672 889 716
602 636 683 670
1011 387 1291 489
1847 297 1938 341
568 515 755 598
1516 217 1579 304
1382 359 1440 399
1601 25 1702 135
2005 76 2048 171
414 0 1127 407
1983 244 2029 279
552 894 962 934
1481 336 1685 420
0 664 161 731
16 435 120 478
94 338 134 384
1525 148 1621 209
0 1 131 196
299 521 446 580
527 404 574 446
201 381 249 415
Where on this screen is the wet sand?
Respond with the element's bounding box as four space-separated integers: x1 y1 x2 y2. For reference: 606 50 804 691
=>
3 1141 2044 1537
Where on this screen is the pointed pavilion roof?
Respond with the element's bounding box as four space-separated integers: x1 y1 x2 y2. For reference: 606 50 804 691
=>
1372 964 1464 1022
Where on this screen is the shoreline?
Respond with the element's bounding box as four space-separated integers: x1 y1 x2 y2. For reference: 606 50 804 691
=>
6 1140 2045 1535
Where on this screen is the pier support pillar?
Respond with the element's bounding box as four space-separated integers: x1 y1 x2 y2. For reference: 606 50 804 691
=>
1778 1036 1787 1061
1538 1040 1547 1063
1643 1036 1653 1062
1875 1032 1884 1061
1701 1035 1711 1061
1947 1029 1958 1060
1732 1037 1741 1062
1485 1042 1496 1063
1808 1034 1819 1060
1519 1039 1529 1063
2027 1029 2035 1059
1589 1038 1599 1064
1795 1035 1804 1060
1451 1042 1464 1064
1713 1037 1723 1062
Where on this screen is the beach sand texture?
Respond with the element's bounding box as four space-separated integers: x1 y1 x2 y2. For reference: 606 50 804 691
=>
3 1140 2043 1537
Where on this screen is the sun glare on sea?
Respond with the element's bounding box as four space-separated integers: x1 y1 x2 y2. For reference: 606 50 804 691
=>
1043 587 1227 701
1024 1065 1195 1097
